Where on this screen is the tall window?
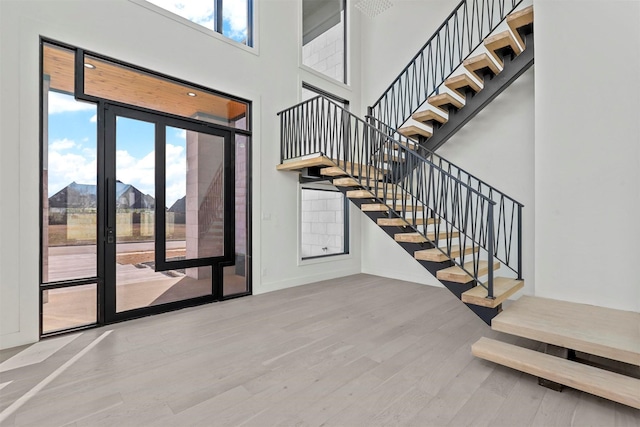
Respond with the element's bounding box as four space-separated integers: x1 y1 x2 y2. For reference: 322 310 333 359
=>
143 0 253 46
302 0 347 83
301 186 349 260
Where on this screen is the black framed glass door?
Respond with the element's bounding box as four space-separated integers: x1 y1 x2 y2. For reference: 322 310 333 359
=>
103 105 233 323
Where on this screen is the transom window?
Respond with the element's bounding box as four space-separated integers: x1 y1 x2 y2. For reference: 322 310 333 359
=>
143 0 253 46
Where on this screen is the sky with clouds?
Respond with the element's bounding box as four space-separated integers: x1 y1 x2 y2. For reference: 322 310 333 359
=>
148 0 248 43
47 92 187 207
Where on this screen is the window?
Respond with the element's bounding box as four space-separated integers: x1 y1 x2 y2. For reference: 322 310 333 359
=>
302 0 347 83
143 0 253 46
301 186 349 260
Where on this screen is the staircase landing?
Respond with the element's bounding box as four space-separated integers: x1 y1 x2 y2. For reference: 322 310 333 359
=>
493 296 640 366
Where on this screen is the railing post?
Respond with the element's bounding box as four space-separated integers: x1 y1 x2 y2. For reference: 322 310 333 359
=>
487 203 495 299
517 203 523 280
279 113 284 164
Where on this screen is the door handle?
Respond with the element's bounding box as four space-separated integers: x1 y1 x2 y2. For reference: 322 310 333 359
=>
106 177 115 244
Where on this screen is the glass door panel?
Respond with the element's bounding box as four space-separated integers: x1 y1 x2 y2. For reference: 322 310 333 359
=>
165 126 225 263
107 109 219 317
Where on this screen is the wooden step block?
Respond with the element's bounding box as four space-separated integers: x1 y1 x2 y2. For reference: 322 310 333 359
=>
461 277 524 308
507 5 534 49
346 190 375 199
472 337 640 409
320 166 347 177
436 260 500 283
492 296 640 367
414 245 479 262
393 138 417 150
398 125 432 139
386 202 424 212
361 203 389 212
332 177 362 187
394 230 460 243
444 74 482 98
378 217 438 227
427 92 464 111
346 189 410 200
412 109 448 126
276 154 335 171
484 30 523 66
383 152 405 163
321 165 384 180
463 53 502 81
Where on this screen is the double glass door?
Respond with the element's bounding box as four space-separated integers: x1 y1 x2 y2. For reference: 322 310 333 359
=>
102 106 233 322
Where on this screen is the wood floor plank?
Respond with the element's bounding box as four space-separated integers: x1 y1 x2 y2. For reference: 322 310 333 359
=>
1 274 635 426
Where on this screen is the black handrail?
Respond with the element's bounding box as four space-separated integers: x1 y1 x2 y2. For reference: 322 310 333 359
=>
278 96 524 296
370 0 525 131
366 114 524 207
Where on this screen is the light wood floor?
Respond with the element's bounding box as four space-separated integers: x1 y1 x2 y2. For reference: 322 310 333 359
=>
1 274 638 426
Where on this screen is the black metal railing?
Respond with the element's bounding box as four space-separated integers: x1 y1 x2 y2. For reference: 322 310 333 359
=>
369 0 525 131
279 96 523 297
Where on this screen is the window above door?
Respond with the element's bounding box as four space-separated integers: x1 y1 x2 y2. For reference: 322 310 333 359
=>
133 0 254 48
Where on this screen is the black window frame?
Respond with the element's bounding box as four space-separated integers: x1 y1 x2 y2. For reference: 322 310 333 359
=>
300 185 350 261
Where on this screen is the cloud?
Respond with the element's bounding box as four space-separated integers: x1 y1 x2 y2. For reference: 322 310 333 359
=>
90 114 97 123
115 144 186 207
222 0 248 40
47 149 97 196
48 91 96 114
50 138 76 151
148 0 214 29
147 0 248 41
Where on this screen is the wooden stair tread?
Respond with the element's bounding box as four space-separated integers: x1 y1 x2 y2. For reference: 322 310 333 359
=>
414 245 479 262
361 203 389 212
427 92 464 110
398 125 432 139
436 260 500 283
276 154 335 171
472 337 640 409
484 30 523 67
395 231 460 243
463 53 502 80
320 165 384 181
378 217 438 227
383 152 405 162
386 203 425 212
507 5 534 49
461 277 524 308
332 177 362 187
412 109 448 125
346 189 410 200
492 296 640 366
444 74 482 98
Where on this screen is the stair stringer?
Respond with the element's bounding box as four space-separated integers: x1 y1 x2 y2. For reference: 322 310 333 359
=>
417 32 535 153
342 189 502 325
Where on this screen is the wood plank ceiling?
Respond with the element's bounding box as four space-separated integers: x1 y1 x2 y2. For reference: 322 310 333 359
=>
43 44 247 123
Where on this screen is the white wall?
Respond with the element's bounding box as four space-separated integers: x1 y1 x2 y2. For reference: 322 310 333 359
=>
358 0 460 108
0 0 363 349
438 68 535 296
534 0 640 312
358 0 535 292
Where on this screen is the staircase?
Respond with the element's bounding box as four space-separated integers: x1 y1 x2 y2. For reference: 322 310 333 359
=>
277 90 524 324
276 0 640 409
